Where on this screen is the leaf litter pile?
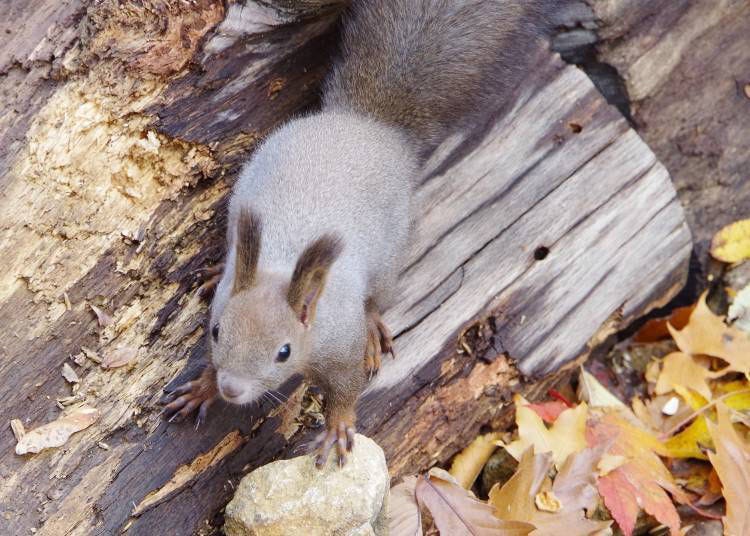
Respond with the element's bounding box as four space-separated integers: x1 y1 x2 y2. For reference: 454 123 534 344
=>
389 218 750 536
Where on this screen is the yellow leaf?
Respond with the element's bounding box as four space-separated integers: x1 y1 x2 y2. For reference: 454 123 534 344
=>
504 395 588 469
664 416 710 460
668 292 750 376
711 218 750 263
655 352 718 401
449 432 501 489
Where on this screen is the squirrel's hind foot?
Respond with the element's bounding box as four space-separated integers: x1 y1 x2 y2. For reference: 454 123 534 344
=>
160 366 218 429
312 419 356 468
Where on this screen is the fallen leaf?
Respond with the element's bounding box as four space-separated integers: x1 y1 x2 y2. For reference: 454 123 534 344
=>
9 419 25 441
504 395 588 469
597 454 626 477
388 476 423 536
587 411 687 535
61 362 79 384
553 446 606 515
663 382 750 460
490 449 611 536
102 346 138 369
15 406 99 455
89 303 114 327
707 403 750 536
416 469 533 536
449 432 501 489
711 219 750 263
655 352 718 401
668 292 750 376
527 401 570 424
578 369 629 412
634 305 695 343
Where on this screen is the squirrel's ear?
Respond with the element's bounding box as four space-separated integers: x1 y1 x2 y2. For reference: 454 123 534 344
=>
287 235 343 327
232 209 262 295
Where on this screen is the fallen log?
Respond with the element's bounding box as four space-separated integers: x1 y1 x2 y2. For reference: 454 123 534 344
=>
0 1 691 534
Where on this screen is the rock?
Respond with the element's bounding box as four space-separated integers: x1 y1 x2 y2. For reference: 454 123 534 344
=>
224 434 389 536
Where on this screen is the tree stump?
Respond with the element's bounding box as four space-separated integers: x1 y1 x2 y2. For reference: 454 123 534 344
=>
0 2 691 534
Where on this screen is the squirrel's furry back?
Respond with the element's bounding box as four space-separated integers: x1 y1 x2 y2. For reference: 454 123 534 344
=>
323 0 553 153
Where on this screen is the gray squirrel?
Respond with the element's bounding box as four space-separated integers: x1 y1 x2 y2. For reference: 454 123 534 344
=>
163 0 552 466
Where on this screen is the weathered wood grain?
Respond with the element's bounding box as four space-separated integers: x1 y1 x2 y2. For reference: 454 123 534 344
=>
0 2 690 535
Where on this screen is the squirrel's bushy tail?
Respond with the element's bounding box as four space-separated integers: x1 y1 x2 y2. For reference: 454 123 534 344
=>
323 0 554 153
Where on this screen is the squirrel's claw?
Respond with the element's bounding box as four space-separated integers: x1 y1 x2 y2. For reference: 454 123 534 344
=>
313 421 356 468
160 369 217 428
364 305 396 379
193 263 224 299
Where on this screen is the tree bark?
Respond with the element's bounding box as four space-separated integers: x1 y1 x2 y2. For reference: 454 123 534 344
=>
0 2 691 535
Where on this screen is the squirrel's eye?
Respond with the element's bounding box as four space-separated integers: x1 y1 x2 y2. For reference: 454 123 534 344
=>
276 343 291 362
211 324 219 341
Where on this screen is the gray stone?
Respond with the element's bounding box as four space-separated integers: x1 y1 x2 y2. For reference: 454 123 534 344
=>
224 434 389 536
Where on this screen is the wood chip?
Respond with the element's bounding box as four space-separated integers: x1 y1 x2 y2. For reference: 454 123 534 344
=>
9 419 25 441
89 304 114 327
61 363 79 384
744 83 750 100
81 346 102 364
63 292 72 311
97 441 110 450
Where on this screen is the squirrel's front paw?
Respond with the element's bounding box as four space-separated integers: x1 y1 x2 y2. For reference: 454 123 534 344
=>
312 419 356 468
364 306 395 379
160 367 218 429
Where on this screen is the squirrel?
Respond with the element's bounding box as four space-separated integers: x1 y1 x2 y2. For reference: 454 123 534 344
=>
162 0 552 466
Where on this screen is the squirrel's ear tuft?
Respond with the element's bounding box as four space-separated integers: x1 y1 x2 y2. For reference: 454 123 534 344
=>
232 208 263 295
287 234 343 326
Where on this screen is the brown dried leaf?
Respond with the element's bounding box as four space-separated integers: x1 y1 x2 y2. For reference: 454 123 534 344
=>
416 469 533 536
15 406 99 455
102 346 138 369
707 403 750 536
655 352 719 401
89 303 114 327
389 476 423 536
489 449 611 536
668 292 750 376
449 432 501 489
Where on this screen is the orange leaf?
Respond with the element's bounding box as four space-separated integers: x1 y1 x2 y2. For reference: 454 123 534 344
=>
587 411 687 535
634 305 694 343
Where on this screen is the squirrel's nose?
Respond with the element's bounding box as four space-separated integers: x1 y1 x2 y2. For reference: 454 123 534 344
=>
218 375 245 400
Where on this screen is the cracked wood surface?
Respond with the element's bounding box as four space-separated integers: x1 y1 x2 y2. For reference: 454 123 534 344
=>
0 1 690 534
